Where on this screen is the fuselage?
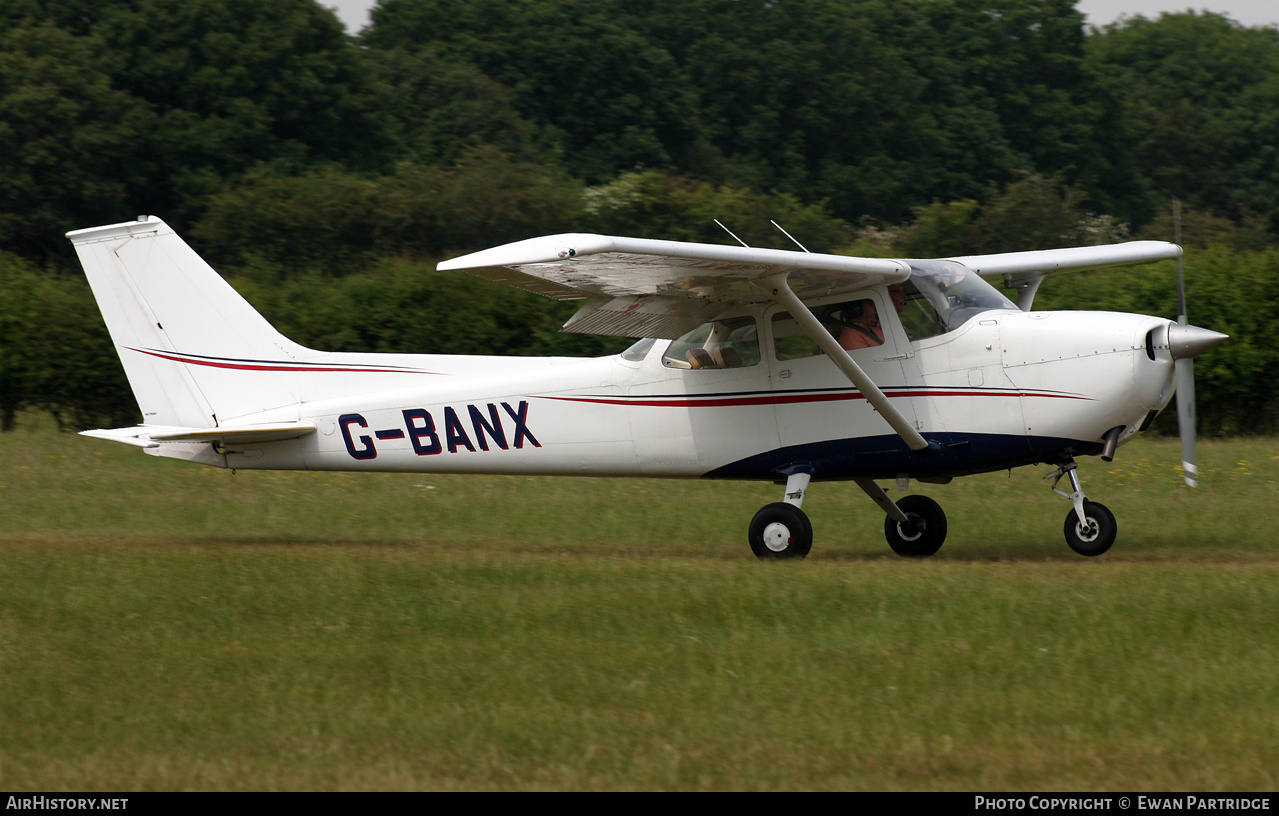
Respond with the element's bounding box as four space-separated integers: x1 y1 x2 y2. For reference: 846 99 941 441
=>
167 299 1178 484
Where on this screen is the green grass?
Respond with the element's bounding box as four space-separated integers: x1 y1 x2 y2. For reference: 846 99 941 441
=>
2 414 1277 790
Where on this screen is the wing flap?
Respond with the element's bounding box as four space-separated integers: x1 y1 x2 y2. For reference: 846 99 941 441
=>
560 296 732 339
459 264 584 301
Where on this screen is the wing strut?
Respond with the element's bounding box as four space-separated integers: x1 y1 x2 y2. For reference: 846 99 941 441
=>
753 272 936 453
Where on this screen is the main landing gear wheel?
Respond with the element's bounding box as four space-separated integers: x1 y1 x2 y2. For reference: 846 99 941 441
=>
884 495 947 557
748 502 813 559
1063 501 1117 557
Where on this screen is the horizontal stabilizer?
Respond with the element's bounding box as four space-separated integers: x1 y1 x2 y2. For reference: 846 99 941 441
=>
81 422 317 448
80 427 166 448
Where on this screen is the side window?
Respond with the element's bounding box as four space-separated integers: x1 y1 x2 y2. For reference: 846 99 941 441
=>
773 296 886 360
662 316 760 370
772 312 822 360
892 282 944 341
822 299 884 351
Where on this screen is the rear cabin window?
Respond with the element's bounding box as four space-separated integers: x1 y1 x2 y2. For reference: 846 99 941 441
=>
662 316 760 369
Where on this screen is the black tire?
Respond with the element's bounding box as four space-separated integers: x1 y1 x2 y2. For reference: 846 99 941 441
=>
884 494 947 557
1064 501 1117 557
748 502 813 559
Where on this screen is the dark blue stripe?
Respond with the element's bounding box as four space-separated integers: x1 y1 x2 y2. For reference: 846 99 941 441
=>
703 433 1105 481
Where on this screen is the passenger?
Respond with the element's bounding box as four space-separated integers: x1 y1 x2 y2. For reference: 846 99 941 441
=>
837 299 883 350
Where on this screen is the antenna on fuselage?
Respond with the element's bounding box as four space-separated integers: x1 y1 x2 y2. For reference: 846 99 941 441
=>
770 220 811 252
714 219 750 248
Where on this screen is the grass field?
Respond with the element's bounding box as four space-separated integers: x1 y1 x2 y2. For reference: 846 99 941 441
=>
2 413 1277 790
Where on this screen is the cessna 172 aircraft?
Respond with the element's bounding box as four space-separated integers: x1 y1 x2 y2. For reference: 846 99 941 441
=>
69 216 1226 558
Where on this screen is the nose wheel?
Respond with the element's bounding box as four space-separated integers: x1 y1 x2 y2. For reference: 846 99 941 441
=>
1063 501 1117 557
1047 461 1118 556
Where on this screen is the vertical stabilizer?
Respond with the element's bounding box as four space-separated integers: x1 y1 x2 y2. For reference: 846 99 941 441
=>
68 217 306 426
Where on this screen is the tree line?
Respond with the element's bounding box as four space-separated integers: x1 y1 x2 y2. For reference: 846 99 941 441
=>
1 0 1277 433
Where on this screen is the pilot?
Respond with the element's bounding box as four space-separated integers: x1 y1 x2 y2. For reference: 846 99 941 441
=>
889 283 908 314
889 282 916 340
837 299 883 350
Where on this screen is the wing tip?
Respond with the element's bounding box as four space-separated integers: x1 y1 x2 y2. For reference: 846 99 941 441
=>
437 233 610 271
66 215 169 245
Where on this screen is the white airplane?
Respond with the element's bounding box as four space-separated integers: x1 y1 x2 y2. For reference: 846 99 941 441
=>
69 216 1226 558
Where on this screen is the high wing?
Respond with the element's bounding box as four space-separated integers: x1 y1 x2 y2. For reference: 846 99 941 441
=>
953 240 1182 278
438 233 911 338
951 241 1182 310
439 234 1181 335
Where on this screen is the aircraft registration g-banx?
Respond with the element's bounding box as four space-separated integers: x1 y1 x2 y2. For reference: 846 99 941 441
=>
69 217 1226 558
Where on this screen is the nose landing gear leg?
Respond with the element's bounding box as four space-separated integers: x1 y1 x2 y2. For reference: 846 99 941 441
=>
1046 460 1117 556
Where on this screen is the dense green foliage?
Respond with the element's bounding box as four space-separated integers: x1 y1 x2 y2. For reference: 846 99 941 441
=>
0 0 387 261
0 254 134 431
2 1 1278 431
1086 12 1279 227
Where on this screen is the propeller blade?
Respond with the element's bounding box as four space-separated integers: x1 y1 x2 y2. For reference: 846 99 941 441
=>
1168 199 1212 488
1174 355 1198 487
